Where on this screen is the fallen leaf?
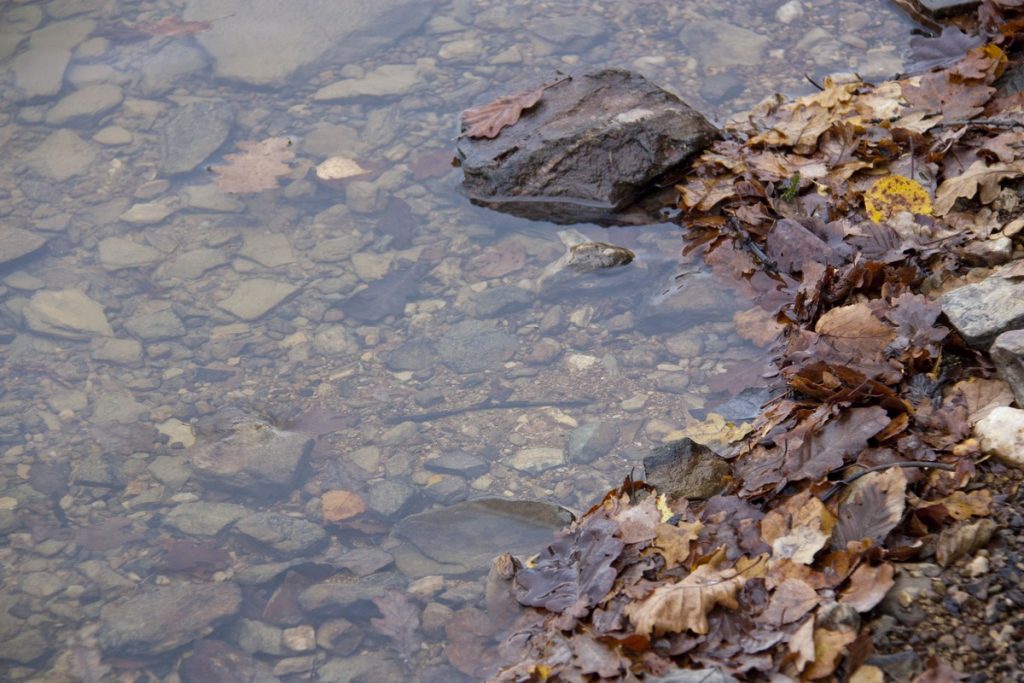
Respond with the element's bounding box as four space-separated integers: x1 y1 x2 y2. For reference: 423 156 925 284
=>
912 656 967 682
788 617 816 672
832 466 907 550
612 495 661 544
902 72 993 122
461 85 548 139
371 591 420 657
863 175 933 222
931 489 992 521
653 521 704 566
840 562 895 612
757 578 820 625
804 627 858 679
677 412 752 448
625 561 745 636
935 518 997 567
159 538 230 574
445 607 500 677
210 137 295 194
948 377 1014 424
814 303 897 360
761 491 835 565
933 160 1024 215
569 633 628 678
907 27 986 72
322 490 366 522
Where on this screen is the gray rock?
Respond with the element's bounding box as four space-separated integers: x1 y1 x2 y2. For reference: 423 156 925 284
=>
507 446 565 473
160 101 235 175
422 474 470 504
436 319 517 373
25 129 97 181
234 512 328 557
993 330 1024 405
148 455 192 489
386 339 436 371
469 285 534 318
190 417 313 497
567 242 634 271
316 618 363 655
124 309 185 341
98 582 242 655
917 0 980 19
45 84 123 125
184 0 430 86
566 420 619 463
297 574 402 617
23 289 113 339
366 479 419 519
314 64 421 101
679 20 770 67
74 452 124 488
13 47 71 99
98 237 163 270
141 42 208 95
528 13 606 51
865 652 923 682
0 628 50 663
336 547 395 576
180 639 278 683
159 248 229 280
317 653 405 683
164 501 250 536
940 270 1024 348
240 231 295 268
91 337 143 364
218 278 299 321
0 226 47 266
390 498 573 578
424 451 489 478
233 618 284 655
457 69 717 225
643 438 732 500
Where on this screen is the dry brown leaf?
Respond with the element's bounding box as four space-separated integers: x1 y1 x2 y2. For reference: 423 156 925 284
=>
814 303 896 359
677 175 738 212
612 495 660 544
788 617 816 673
652 521 703 567
461 85 548 139
949 377 1014 424
804 627 858 679
761 490 835 565
935 518 997 567
934 160 1024 215
934 490 993 521
322 489 366 522
625 561 745 636
211 137 295 194
749 103 833 152
832 467 907 550
758 578 820 626
733 307 784 347
840 562 895 612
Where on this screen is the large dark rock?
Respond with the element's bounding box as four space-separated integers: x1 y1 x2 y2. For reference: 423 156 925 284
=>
940 268 1024 348
643 438 732 500
457 68 718 225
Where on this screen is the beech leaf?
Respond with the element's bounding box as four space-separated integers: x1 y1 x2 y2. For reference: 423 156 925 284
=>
840 562 895 612
761 491 835 565
832 466 907 550
935 518 997 567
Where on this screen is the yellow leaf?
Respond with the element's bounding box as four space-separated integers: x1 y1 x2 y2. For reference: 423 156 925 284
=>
656 494 673 523
849 665 885 683
625 560 745 635
653 520 704 566
863 175 932 223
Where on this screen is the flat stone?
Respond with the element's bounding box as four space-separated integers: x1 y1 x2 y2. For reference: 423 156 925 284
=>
159 248 230 280
45 84 123 125
23 289 113 339
507 447 565 473
13 47 71 99
25 129 97 181
528 13 606 50
93 125 133 145
240 232 295 267
390 498 573 578
643 438 732 500
316 618 363 655
365 479 419 519
457 68 718 225
164 501 250 536
29 18 96 50
184 0 430 86
74 452 124 488
234 512 328 558
219 278 299 320
0 628 50 663
120 202 174 225
424 451 489 478
141 41 207 95
679 19 770 67
0 226 47 266
98 583 242 655
992 330 1024 405
297 574 402 616
148 455 192 489
916 0 980 19
98 236 163 270
940 269 1024 348
566 420 620 463
975 406 1024 468
180 639 276 683
436 319 517 373
160 101 235 175
234 618 284 655
184 184 244 212
190 416 313 497
90 337 143 364
314 64 421 100
124 309 185 341
302 123 363 157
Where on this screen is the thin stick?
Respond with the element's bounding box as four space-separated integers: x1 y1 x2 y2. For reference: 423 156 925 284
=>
822 460 956 501
932 118 1024 129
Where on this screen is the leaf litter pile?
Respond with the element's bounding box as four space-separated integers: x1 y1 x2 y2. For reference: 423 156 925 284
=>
463 5 1024 682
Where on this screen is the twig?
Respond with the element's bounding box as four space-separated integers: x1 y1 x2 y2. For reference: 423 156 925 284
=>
932 118 1024 129
805 73 825 91
822 460 956 501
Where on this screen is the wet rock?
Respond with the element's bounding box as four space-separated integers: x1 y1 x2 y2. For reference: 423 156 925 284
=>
315 63 421 100
25 129 97 181
0 226 47 267
975 406 1024 468
240 231 295 268
45 84 123 125
159 247 230 280
13 46 71 99
180 639 276 683
992 330 1024 405
527 13 606 51
423 474 470 504
316 618 363 655
679 20 770 67
98 237 163 271
341 260 427 322
637 271 738 330
390 498 573 577
185 0 430 86
190 417 313 497
234 511 328 558
297 574 402 617
218 278 299 321
91 337 143 364
507 446 565 473
567 242 635 271
425 451 489 479
124 309 185 341
865 651 923 682
879 572 935 626
317 652 406 683
120 202 174 225
233 618 284 655
164 501 250 536
386 339 436 371
0 627 50 664
30 17 96 50
98 582 241 655
366 479 419 519
141 42 207 95
643 438 732 500
566 420 620 463
469 285 534 318
940 269 1024 348
336 547 395 576
436 319 517 373
148 455 192 489
917 0 980 19
23 289 113 339
457 69 717 225
74 452 124 488
160 101 235 175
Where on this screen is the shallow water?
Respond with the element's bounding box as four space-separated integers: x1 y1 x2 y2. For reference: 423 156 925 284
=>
0 0 917 680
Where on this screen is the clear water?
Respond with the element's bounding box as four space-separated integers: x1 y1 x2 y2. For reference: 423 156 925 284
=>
0 1 916 680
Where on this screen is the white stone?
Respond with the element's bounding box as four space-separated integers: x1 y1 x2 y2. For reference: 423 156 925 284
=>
975 406 1024 467
507 447 565 473
157 419 196 448
566 353 599 371
315 156 367 180
438 39 482 61
351 252 393 281
775 0 804 24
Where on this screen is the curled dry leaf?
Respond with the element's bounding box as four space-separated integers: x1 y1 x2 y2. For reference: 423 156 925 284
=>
625 560 746 636
461 85 547 139
653 521 703 567
840 562 895 612
933 160 1024 215
804 627 858 679
935 518 998 567
211 137 295 194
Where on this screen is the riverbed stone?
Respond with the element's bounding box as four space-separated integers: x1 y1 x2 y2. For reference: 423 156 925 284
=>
240 232 295 267
436 319 517 373
13 46 70 99
26 129 97 181
643 438 732 500
184 0 431 86
940 269 1024 348
366 479 419 519
98 236 163 270
160 101 235 175
164 501 250 536
679 20 770 67
98 582 242 655
23 289 113 339
234 511 328 558
0 627 50 663
218 278 299 320
566 420 620 463
45 83 123 125
90 337 143 364
507 447 565 473
297 574 402 617
457 68 718 224
124 309 186 341
141 41 207 95
314 64 421 100
992 330 1024 405
120 201 174 225
0 226 47 266
424 451 489 478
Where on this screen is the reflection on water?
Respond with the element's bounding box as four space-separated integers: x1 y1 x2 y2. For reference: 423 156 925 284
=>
0 0 915 680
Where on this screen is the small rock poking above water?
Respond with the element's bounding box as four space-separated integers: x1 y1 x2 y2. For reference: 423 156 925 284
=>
643 438 732 500
457 68 718 225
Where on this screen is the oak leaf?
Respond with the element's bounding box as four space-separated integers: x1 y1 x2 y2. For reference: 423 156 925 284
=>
211 137 295 194
902 72 993 121
933 160 1024 215
371 591 420 657
460 84 548 139
625 561 745 635
653 521 704 566
832 466 907 550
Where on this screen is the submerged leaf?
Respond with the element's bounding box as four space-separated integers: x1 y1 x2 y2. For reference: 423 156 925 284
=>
371 591 421 657
210 137 295 194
